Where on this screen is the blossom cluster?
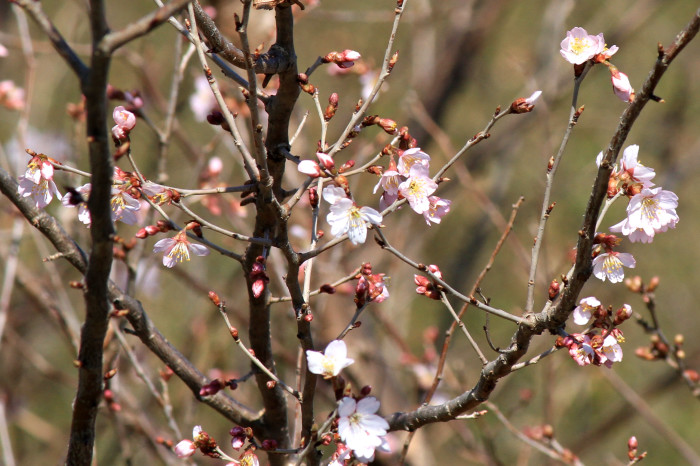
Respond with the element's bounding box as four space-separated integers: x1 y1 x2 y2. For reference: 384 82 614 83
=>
374 147 451 224
589 145 678 283
561 296 633 368
560 27 634 102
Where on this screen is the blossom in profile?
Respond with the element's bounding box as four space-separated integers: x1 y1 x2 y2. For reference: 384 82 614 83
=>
306 340 354 379
601 334 623 368
153 230 210 268
572 296 601 326
0 80 25 110
337 397 389 460
174 426 203 458
62 183 92 225
110 186 141 224
619 145 655 186
17 153 61 209
610 68 635 102
111 106 136 140
563 334 595 366
325 49 361 69
592 251 636 283
423 196 451 225
559 27 606 65
398 164 437 214
189 75 218 122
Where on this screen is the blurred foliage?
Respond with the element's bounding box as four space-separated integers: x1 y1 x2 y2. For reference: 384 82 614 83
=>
1 0 699 465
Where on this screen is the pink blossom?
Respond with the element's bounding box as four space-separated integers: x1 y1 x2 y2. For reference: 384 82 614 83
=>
62 183 92 225
153 230 210 267
601 334 623 368
397 148 430 176
316 151 335 170
110 187 141 224
298 160 322 177
337 397 389 460
559 27 606 65
174 439 196 458
398 164 437 214
592 251 636 283
111 106 136 140
373 157 401 196
189 75 218 122
323 185 382 245
326 49 361 69
423 196 451 225
619 144 655 186
17 154 61 209
572 297 601 326
306 340 354 379
567 334 595 366
610 68 635 102
0 80 25 110
610 186 678 243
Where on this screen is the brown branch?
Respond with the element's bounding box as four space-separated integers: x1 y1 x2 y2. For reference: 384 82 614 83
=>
12 0 89 83
100 0 193 53
387 8 700 433
0 167 262 430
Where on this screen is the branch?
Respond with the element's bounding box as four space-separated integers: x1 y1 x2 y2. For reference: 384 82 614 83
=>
0 167 262 430
100 0 193 53
387 8 700 433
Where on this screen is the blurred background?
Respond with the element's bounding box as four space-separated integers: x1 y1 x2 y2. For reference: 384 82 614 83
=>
1 0 699 464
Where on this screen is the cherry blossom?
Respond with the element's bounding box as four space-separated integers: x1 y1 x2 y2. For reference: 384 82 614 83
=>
592 251 636 283
572 296 601 326
306 340 354 379
337 396 389 460
111 106 136 140
422 196 451 225
62 183 92 225
110 186 141 225
610 68 635 102
398 164 438 214
325 49 361 69
601 334 623 368
153 230 210 267
559 27 606 65
323 186 382 245
373 156 401 196
17 154 61 209
619 144 655 186
397 147 430 176
610 187 678 243
189 75 218 121
565 334 595 366
0 80 25 110
174 425 203 458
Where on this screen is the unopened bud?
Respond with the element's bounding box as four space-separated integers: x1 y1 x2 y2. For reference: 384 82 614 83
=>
378 118 398 134
360 385 372 396
266 380 276 389
674 334 684 346
542 424 554 439
548 279 560 300
647 276 660 292
319 284 336 294
308 187 319 208
261 439 278 450
104 368 118 380
684 369 699 382
388 50 399 72
135 228 148 239
338 160 355 173
625 276 643 293
69 281 84 289
304 313 313 322
208 291 221 306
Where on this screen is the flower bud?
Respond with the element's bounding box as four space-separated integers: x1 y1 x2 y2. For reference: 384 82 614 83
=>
647 276 660 292
548 279 560 300
208 291 221 306
378 118 398 134
319 284 336 294
308 187 319 208
266 380 276 389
